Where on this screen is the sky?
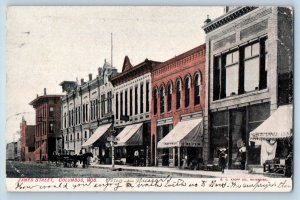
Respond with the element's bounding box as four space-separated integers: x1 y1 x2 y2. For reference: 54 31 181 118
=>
5 6 224 143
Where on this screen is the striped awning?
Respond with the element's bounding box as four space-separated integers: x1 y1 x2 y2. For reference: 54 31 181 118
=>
249 105 293 141
115 123 143 147
157 118 203 148
82 123 112 147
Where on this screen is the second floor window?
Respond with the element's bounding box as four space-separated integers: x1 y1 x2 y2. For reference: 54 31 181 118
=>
101 94 105 117
185 77 191 107
194 74 201 105
176 80 182 109
135 86 138 115
146 82 150 112
160 86 165 113
167 84 172 111
153 89 158 115
116 93 119 119
130 89 133 116
125 90 128 116
140 83 144 114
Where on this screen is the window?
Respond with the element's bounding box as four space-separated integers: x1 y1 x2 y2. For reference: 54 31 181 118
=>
225 51 239 97
130 89 133 116
78 106 81 124
90 101 93 120
135 86 138 115
176 79 182 109
213 37 268 100
49 106 54 117
140 83 144 114
49 123 54 133
71 110 74 126
160 86 165 113
116 93 119 119
146 82 150 112
167 84 172 111
84 131 87 138
125 90 128 116
83 105 85 123
107 92 112 113
194 74 200 105
70 134 73 141
185 77 191 107
153 89 158 115
75 108 78 124
68 111 71 126
64 113 66 128
77 132 79 140
65 135 68 142
95 100 98 119
120 92 123 117
101 94 105 117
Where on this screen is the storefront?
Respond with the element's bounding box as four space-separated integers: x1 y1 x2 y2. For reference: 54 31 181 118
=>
210 102 270 169
157 118 203 168
249 105 293 166
81 123 112 164
115 123 149 165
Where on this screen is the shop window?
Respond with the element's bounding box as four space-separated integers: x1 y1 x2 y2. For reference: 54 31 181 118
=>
194 73 201 105
176 79 182 109
116 93 119 119
185 77 191 107
160 86 165 113
153 89 158 115
140 83 144 114
167 84 172 111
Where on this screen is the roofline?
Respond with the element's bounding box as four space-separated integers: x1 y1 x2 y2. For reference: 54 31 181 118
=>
29 95 63 106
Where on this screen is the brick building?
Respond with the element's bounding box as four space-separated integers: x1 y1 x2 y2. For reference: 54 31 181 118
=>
29 89 62 161
20 117 35 161
202 7 293 169
111 57 160 165
151 45 206 167
60 60 117 163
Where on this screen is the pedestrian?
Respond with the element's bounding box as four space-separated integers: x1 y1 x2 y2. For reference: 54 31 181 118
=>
134 150 139 166
239 142 247 170
219 149 227 173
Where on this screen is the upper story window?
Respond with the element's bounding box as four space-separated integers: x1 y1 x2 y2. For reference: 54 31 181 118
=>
125 90 128 116
135 86 138 115
82 105 86 123
120 92 123 117
167 83 172 112
176 79 182 109
49 123 54 133
116 93 119 119
194 73 201 105
185 77 191 107
213 37 268 100
64 113 66 128
49 106 54 117
153 88 158 115
101 94 105 117
107 92 112 113
78 106 81 124
85 104 89 122
129 88 133 116
146 82 150 112
160 86 165 114
140 83 144 114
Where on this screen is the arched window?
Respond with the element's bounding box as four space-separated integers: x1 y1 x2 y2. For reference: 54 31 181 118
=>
194 73 201 105
185 77 191 107
176 79 182 109
160 86 165 113
167 83 172 111
153 88 158 115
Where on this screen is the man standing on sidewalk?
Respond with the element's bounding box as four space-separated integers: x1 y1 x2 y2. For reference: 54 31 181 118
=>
134 150 139 166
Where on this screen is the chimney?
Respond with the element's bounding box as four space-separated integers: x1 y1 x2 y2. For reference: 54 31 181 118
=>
81 78 84 85
89 73 92 81
204 15 211 24
44 88 47 95
98 67 102 76
36 94 39 98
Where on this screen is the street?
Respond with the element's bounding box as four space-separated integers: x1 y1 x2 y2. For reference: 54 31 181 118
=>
6 161 165 178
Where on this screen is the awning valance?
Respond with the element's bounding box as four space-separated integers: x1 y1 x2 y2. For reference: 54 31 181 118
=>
157 118 203 148
249 105 293 141
115 123 143 147
82 123 112 147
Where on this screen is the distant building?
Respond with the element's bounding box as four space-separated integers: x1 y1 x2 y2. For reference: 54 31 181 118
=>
60 60 117 163
6 141 20 161
202 7 293 168
151 45 206 167
20 117 35 161
29 89 62 161
110 57 160 165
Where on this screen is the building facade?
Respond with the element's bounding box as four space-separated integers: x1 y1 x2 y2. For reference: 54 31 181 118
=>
6 141 20 161
60 61 117 163
29 89 62 161
202 7 293 169
111 56 160 165
20 118 35 161
151 45 206 167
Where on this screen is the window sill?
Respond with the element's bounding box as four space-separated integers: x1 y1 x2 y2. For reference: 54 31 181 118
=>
213 88 269 103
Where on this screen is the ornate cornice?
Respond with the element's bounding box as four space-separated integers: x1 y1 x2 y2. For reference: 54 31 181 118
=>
202 6 257 34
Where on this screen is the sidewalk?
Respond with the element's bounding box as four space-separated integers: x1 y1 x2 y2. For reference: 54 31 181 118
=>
89 163 268 178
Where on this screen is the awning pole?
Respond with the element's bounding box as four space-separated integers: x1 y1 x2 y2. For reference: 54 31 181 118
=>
178 147 180 168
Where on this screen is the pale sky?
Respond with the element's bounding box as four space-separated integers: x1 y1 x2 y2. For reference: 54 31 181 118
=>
6 6 224 143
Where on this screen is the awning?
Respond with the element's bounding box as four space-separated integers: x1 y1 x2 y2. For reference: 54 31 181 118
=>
82 123 112 147
249 105 293 141
115 123 143 147
157 118 203 148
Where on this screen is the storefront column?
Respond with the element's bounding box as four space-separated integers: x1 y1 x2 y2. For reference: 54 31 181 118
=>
177 147 180 168
173 148 176 167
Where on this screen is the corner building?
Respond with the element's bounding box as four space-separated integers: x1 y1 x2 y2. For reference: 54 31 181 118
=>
60 61 117 164
111 57 160 165
20 118 35 161
151 45 206 167
202 7 293 169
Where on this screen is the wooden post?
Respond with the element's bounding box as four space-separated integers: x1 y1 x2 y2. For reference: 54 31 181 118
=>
178 147 180 168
